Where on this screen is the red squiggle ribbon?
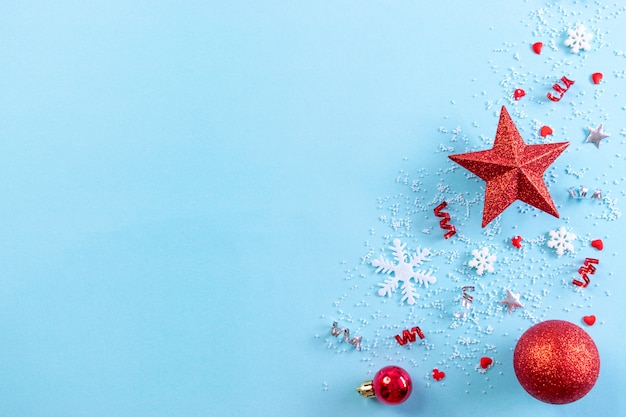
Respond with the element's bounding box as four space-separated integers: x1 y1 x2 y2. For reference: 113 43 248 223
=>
434 201 456 239
572 258 599 288
547 76 575 102
394 326 425 346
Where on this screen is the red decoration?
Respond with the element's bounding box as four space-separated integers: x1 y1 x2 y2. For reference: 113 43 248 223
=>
395 326 425 346
583 315 596 326
573 258 599 288
514 320 600 404
532 42 543 54
433 201 457 239
432 368 445 381
547 76 575 102
448 106 569 227
356 366 412 405
511 235 522 249
591 239 604 251
540 125 553 137
480 357 494 369
513 88 526 100
591 72 603 84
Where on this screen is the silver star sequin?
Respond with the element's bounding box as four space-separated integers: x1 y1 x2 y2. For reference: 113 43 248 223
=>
500 288 524 313
586 123 610 148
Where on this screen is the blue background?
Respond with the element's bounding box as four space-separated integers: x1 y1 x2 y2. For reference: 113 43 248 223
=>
0 1 624 416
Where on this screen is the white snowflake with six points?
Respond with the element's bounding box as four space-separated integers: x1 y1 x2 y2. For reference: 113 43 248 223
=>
372 238 436 305
547 226 576 257
564 25 593 53
468 247 496 276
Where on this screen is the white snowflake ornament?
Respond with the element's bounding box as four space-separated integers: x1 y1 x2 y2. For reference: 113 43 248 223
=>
468 247 496 276
547 226 576 257
372 239 436 305
564 25 593 53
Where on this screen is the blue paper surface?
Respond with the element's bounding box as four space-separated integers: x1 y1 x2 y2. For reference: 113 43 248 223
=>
0 1 625 416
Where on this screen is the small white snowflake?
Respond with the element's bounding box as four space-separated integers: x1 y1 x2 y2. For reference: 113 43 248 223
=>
564 25 593 54
371 239 436 305
468 247 496 276
547 226 576 256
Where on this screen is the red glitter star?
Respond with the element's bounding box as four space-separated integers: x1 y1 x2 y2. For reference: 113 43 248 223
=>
449 106 569 227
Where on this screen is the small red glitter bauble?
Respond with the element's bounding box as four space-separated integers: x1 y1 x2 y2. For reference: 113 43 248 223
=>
372 366 412 405
513 320 600 404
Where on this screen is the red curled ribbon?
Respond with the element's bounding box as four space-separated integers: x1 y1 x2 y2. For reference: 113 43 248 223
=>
434 201 457 239
394 326 425 346
572 258 599 288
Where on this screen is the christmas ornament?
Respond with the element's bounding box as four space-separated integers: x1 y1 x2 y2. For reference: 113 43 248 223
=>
500 288 524 313
449 106 569 227
480 357 494 369
586 123 610 148
547 76 575 102
573 258 599 288
330 322 362 350
591 72 603 84
433 201 457 239
583 315 596 326
539 125 553 137
514 320 600 404
394 326 425 346
432 368 445 381
453 285 474 318
356 366 412 405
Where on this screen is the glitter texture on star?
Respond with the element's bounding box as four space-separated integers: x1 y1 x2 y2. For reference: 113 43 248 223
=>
448 106 569 227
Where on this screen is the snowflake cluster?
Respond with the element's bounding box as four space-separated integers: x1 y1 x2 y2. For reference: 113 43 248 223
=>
564 25 593 53
547 226 576 257
468 247 496 275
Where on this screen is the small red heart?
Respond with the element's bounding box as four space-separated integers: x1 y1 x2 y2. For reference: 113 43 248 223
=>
583 315 596 326
532 42 543 54
592 72 603 84
540 126 553 137
480 357 494 369
432 368 445 381
512 235 522 249
591 239 603 251
513 89 526 100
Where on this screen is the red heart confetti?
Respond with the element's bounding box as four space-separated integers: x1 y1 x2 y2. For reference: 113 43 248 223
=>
480 357 494 369
512 235 522 249
592 72 603 84
532 42 543 54
513 88 526 100
540 126 553 137
432 368 445 381
583 315 596 326
591 239 604 251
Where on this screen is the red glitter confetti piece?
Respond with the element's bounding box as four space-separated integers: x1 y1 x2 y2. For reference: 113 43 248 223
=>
547 76 575 102
394 326 425 346
591 72 603 84
512 235 522 249
432 368 445 381
591 239 603 250
583 315 596 326
572 258 599 288
480 357 494 369
513 88 526 100
540 126 553 137
433 201 456 239
532 42 543 54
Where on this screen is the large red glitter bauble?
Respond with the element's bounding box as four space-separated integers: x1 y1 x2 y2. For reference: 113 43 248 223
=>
513 320 600 404
372 366 412 405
